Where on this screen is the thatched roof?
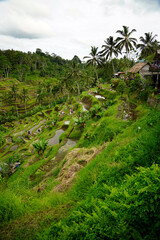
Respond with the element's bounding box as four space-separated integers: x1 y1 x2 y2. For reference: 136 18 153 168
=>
127 62 148 73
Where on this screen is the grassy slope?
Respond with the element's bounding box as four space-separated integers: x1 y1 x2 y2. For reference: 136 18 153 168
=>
0 84 160 240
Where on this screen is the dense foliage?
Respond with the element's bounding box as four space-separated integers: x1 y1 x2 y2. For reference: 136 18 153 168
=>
0 26 160 240
49 110 160 240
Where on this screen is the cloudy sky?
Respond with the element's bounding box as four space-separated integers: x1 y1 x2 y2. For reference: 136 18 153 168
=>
0 0 160 60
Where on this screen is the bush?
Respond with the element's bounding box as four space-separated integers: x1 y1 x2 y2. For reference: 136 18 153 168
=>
110 78 120 88
32 138 48 155
127 74 141 93
117 79 126 95
6 153 21 164
49 165 160 240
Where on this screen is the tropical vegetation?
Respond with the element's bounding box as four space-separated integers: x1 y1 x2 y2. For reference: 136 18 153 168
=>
0 26 160 240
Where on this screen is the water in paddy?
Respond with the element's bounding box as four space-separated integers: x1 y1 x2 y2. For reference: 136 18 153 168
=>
80 102 89 111
29 124 40 134
39 138 77 174
28 120 45 134
95 95 105 100
10 145 18 151
35 125 43 133
64 121 70 125
50 139 77 167
58 139 77 153
13 130 25 137
7 138 12 143
48 129 64 146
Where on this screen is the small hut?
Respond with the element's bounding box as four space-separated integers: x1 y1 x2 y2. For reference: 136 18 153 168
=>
127 50 160 89
127 62 150 77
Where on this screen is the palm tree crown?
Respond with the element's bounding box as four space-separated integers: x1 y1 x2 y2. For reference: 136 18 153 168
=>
100 36 119 61
84 46 102 85
116 26 137 58
99 36 120 73
84 46 102 66
137 32 159 58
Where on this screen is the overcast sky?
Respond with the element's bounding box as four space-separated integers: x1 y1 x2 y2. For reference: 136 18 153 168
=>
0 0 160 60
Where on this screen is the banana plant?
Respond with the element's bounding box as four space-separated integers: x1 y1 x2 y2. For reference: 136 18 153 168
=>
32 138 48 155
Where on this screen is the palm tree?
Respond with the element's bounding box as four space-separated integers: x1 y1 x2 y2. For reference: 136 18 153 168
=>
100 36 120 73
44 82 52 106
20 88 29 114
36 86 44 107
116 26 137 59
137 32 159 58
11 84 19 117
61 76 74 100
84 46 102 85
67 62 83 95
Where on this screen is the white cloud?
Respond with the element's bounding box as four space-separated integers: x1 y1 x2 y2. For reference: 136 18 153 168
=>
0 0 160 59
0 0 53 38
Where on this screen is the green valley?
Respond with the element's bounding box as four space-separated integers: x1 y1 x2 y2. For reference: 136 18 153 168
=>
0 34 160 239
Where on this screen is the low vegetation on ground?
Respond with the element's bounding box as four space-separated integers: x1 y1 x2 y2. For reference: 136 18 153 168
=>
0 44 160 239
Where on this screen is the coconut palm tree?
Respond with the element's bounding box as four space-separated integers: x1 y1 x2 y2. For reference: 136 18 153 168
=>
11 84 19 117
137 32 159 58
116 26 137 59
20 88 29 114
84 46 102 85
67 62 83 95
60 74 74 100
100 36 120 73
36 85 44 107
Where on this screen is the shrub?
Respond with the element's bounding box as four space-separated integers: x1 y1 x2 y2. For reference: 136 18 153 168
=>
110 78 120 88
102 100 116 109
49 165 160 240
89 104 102 118
32 138 48 155
117 80 126 95
127 74 141 93
6 153 21 164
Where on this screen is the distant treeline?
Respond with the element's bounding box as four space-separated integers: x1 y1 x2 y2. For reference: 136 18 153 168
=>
0 48 83 81
0 47 135 84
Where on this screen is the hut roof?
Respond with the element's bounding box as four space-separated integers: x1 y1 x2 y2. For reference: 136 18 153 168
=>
127 62 148 73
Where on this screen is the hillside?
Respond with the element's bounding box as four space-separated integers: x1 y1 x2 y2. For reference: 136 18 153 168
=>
0 77 160 240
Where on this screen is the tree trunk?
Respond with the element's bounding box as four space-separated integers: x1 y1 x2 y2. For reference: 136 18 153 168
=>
67 92 70 100
94 66 99 86
126 49 129 59
111 60 115 74
14 94 19 117
4 68 9 78
76 81 80 95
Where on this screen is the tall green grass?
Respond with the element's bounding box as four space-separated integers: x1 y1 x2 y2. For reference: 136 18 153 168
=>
0 190 25 224
48 109 160 240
